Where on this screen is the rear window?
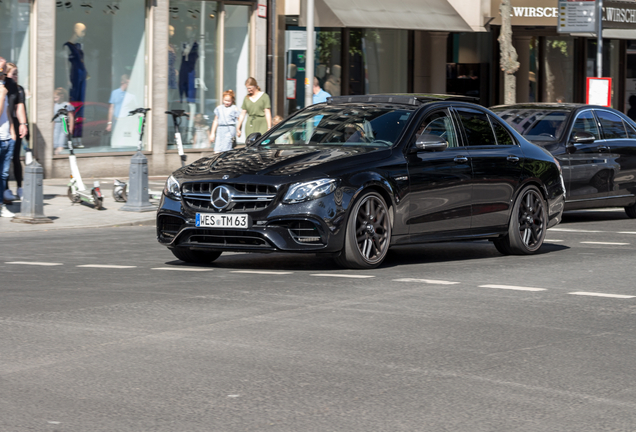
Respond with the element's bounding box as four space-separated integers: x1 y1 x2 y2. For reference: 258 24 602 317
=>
492 108 570 141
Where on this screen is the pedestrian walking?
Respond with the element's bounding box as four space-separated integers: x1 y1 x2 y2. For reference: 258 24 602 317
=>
237 77 271 139
2 62 29 201
209 89 240 153
0 56 17 217
312 77 331 104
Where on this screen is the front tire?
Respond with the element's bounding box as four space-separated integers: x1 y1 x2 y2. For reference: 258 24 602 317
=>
625 203 636 219
171 248 222 264
335 191 391 269
494 185 547 255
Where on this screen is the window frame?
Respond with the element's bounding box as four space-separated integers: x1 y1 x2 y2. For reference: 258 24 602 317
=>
568 109 600 142
451 106 498 148
410 108 461 150
594 109 629 140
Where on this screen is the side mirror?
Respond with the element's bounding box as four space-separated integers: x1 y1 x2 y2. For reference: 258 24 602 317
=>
411 133 448 153
246 132 262 147
570 131 595 145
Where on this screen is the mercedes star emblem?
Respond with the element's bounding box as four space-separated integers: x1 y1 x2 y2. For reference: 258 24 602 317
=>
222 175 230 180
211 186 231 210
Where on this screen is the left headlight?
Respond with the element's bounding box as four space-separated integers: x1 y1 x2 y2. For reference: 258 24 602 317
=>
163 175 181 200
283 178 338 204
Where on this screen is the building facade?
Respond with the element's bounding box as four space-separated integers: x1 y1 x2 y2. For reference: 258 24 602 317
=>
3 0 636 179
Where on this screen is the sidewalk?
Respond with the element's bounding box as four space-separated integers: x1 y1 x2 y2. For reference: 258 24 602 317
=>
0 176 168 233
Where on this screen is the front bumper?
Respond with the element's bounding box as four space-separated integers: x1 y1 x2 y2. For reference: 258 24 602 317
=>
156 193 350 254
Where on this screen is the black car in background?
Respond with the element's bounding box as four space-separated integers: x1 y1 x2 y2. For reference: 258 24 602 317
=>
491 103 636 218
157 94 565 269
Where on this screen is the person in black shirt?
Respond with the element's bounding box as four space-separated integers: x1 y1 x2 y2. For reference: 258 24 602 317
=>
3 62 28 201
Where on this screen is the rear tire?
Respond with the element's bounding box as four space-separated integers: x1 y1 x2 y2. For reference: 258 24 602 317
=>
493 185 547 255
171 248 222 264
334 191 391 269
93 190 103 210
625 203 636 219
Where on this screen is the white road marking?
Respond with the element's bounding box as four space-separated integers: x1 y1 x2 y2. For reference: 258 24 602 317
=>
580 241 630 245
393 278 460 285
618 232 636 235
152 267 214 272
545 239 564 242
6 261 63 266
311 273 375 279
569 292 635 299
231 270 293 275
77 264 137 269
479 284 547 292
550 228 604 233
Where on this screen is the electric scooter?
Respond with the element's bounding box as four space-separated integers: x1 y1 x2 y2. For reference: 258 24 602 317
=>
52 108 103 209
166 109 189 167
112 108 161 202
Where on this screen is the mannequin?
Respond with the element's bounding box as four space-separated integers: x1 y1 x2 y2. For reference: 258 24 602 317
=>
325 64 341 97
64 23 88 148
179 25 199 141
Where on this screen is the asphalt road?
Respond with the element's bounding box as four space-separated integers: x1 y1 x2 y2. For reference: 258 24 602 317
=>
1 209 636 431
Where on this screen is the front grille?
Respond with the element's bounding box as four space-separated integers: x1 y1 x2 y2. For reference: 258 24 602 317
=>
158 215 185 239
184 229 271 248
182 182 278 213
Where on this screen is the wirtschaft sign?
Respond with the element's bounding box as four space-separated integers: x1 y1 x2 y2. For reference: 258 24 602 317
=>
490 0 636 30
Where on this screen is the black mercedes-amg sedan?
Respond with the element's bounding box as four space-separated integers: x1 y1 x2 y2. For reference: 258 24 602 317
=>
157 94 565 269
491 103 636 218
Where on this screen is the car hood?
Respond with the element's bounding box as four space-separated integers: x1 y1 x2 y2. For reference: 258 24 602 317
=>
175 146 389 180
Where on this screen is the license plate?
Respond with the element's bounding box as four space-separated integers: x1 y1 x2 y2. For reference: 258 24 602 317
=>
196 213 250 228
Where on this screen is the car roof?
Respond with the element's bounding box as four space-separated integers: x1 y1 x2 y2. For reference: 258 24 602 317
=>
491 103 602 111
328 93 480 107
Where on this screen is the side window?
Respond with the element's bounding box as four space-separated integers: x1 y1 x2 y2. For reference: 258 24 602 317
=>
624 120 636 139
414 111 459 148
489 115 515 145
571 110 600 140
596 110 627 139
454 108 497 146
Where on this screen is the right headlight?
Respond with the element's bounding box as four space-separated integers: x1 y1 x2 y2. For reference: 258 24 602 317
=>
163 175 181 200
283 178 338 204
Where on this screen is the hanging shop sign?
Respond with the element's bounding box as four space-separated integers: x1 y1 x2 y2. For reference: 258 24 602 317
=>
490 0 560 26
557 0 596 34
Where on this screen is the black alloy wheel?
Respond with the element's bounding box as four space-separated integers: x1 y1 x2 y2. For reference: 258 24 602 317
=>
335 191 391 269
494 185 547 255
625 203 636 219
171 248 222 264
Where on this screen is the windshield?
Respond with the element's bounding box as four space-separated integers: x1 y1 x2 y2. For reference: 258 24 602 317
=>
492 108 571 141
261 105 413 148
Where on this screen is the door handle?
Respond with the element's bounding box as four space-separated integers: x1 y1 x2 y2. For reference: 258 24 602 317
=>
507 155 520 163
454 156 468 163
597 145 609 152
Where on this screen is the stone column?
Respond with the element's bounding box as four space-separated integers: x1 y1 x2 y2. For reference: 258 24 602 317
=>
150 0 169 175
33 0 56 177
429 32 449 94
513 35 532 103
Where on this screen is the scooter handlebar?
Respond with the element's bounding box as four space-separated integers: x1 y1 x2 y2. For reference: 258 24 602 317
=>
51 108 69 122
165 110 189 118
129 108 151 116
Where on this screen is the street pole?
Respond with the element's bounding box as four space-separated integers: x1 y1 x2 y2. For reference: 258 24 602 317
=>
305 0 314 108
597 0 603 78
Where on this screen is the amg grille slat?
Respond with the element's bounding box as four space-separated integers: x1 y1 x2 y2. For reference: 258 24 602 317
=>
182 182 278 213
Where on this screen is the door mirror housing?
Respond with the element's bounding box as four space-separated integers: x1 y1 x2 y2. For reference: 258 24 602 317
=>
412 133 448 153
246 132 262 147
570 131 595 145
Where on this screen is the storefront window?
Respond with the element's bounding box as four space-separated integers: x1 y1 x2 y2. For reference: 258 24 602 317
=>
542 37 574 103
349 29 408 96
54 0 147 154
285 28 341 116
0 0 31 112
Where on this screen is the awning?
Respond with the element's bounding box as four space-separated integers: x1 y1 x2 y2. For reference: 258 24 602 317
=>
300 0 485 32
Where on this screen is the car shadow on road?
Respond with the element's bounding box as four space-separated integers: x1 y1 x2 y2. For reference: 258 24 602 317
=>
561 210 630 224
162 240 569 271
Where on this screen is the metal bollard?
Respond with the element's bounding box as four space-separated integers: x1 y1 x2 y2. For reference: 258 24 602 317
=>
120 151 155 212
12 160 53 224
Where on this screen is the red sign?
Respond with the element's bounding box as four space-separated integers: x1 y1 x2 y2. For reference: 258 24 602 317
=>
586 77 612 107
